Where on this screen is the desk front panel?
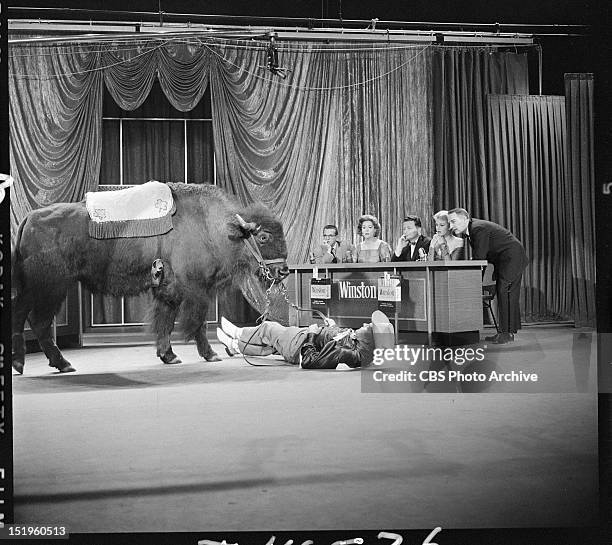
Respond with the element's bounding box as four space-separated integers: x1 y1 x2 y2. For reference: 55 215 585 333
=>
288 263 484 334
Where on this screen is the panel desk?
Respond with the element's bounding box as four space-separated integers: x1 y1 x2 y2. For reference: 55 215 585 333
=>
287 261 488 346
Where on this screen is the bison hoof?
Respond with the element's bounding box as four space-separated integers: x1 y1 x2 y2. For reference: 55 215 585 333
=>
162 355 182 365
12 361 24 375
205 352 222 362
49 361 76 373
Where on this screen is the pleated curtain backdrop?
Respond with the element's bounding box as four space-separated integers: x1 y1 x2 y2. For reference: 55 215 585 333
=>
564 73 596 327
11 37 595 325
209 41 434 263
487 95 571 322
9 41 104 236
9 39 213 239
431 48 530 218
102 40 211 112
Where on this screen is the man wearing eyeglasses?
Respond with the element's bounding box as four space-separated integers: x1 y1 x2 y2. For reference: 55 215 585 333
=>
310 224 356 264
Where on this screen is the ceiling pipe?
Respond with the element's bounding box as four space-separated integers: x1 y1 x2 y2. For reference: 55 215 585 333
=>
7 6 590 37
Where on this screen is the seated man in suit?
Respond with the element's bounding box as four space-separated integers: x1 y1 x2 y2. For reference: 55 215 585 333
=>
216 311 394 369
447 208 529 345
310 224 356 264
391 215 431 262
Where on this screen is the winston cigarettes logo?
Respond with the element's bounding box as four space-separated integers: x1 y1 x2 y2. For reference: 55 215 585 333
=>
338 281 377 299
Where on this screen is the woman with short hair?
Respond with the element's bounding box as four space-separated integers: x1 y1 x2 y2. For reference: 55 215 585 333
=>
427 210 465 261
354 214 392 263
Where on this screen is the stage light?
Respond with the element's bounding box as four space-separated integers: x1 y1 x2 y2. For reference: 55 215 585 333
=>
260 34 291 79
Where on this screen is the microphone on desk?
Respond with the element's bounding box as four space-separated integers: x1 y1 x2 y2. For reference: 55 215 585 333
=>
418 248 427 261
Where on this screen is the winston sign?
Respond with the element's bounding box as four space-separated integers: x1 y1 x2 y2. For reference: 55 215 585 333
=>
309 276 403 318
377 274 402 315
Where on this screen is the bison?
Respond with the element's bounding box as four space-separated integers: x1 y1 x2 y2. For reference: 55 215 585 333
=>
12 182 289 374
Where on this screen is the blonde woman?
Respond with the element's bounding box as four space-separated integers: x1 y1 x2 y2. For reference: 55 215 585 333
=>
427 210 465 261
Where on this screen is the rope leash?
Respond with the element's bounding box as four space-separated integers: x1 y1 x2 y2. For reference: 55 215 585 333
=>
232 213 327 366
240 278 327 367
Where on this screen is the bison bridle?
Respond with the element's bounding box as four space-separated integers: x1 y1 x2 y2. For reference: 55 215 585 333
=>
235 213 326 366
235 213 289 284
234 213 292 323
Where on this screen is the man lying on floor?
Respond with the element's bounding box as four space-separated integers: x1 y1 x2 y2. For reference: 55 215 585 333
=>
216 311 393 369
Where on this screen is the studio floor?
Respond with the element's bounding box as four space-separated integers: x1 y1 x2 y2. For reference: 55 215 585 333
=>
11 326 599 533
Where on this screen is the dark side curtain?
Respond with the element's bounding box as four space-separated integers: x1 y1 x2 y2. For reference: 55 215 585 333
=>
564 73 596 327
487 95 569 322
432 48 529 216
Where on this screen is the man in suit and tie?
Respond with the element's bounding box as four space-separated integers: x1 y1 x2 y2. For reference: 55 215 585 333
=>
448 208 529 344
391 215 431 262
311 225 356 264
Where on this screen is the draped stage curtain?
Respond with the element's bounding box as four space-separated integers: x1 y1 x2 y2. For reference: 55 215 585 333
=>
210 41 433 262
102 40 211 112
9 42 104 237
564 73 596 327
9 39 213 238
487 95 570 322
9 37 595 325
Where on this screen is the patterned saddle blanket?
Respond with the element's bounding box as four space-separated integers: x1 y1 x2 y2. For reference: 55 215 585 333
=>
86 180 176 239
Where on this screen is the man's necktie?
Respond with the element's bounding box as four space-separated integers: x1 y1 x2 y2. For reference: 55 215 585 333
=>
464 234 472 260
330 244 337 263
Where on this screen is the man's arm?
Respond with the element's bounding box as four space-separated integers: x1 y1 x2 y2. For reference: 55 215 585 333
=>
313 244 333 264
391 243 409 262
470 226 491 261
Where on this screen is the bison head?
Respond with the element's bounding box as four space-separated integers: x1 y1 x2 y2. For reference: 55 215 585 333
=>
228 204 289 283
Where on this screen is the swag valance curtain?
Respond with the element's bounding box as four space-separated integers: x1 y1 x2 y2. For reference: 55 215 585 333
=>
9 39 213 233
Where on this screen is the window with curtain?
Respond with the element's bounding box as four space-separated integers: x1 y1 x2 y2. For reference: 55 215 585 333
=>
86 82 216 328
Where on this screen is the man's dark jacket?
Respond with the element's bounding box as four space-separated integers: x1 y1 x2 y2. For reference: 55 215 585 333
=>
300 326 373 369
390 234 431 262
468 219 528 279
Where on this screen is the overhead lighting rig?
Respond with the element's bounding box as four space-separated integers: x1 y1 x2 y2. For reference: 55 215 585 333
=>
259 33 291 79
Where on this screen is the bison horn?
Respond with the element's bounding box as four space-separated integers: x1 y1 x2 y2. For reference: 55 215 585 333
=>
235 214 259 235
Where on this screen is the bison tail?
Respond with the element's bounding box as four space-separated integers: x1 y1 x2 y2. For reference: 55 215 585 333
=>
11 217 27 296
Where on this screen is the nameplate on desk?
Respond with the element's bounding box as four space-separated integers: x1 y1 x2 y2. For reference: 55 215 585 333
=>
310 279 332 300
310 278 332 313
378 275 402 315
377 275 402 302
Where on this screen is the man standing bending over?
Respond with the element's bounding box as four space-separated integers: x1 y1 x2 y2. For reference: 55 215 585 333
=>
447 208 528 345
